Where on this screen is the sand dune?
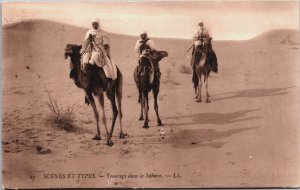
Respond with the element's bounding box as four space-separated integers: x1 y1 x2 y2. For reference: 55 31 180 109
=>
2 19 300 188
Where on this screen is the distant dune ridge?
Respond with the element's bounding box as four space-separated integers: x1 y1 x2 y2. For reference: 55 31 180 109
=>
250 28 300 42
3 19 299 54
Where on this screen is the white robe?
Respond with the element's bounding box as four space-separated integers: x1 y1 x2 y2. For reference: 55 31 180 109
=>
82 29 117 80
193 27 210 47
134 39 155 54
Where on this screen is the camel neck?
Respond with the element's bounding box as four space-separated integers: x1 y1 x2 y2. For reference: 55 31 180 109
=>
70 53 81 68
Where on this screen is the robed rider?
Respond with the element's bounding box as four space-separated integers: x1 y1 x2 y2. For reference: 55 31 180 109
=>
191 21 219 87
134 31 157 75
82 19 117 93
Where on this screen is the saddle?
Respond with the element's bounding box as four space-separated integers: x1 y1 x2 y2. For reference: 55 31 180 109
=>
137 56 155 84
194 46 206 65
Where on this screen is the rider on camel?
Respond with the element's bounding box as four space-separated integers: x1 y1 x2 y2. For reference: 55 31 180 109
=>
82 19 115 94
191 21 218 87
134 31 157 76
135 30 155 55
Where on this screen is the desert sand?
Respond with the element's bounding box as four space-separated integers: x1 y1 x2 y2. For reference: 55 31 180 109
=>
2 19 300 188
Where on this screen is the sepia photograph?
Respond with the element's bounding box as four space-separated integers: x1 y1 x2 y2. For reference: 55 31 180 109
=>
2 1 300 188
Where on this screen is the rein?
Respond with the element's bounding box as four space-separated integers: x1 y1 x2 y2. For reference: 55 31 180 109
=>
80 35 108 56
79 35 108 67
92 36 105 55
80 45 88 56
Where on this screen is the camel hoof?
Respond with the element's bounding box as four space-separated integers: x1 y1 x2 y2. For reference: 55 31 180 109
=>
106 140 114 147
119 132 125 139
139 116 144 121
143 124 149 129
196 99 202 102
206 99 211 103
157 122 164 127
92 135 101 141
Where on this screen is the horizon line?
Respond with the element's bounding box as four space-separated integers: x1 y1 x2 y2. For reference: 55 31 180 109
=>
2 18 299 41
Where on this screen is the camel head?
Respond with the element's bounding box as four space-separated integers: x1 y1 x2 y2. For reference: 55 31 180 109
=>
149 50 168 63
64 44 82 59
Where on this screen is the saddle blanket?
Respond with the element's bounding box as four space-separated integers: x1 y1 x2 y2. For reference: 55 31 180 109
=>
82 51 117 80
137 56 155 84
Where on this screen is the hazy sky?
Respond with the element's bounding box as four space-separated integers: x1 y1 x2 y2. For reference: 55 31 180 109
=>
2 1 299 40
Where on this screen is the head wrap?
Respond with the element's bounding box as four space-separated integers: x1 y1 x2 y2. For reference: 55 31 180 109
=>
198 21 204 26
141 30 147 35
91 18 100 24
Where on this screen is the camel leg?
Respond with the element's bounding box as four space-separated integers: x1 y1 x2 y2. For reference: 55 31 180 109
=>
97 93 109 141
193 69 199 98
138 88 142 103
196 73 202 102
195 86 199 99
194 72 199 99
205 75 211 103
153 90 164 126
107 90 118 146
142 93 149 128
139 89 144 121
139 101 144 121
86 92 101 140
116 84 125 139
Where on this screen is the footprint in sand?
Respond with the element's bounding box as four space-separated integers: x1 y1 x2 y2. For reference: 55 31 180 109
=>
81 119 94 124
36 146 51 154
14 90 26 95
2 141 10 145
240 169 250 175
226 152 232 156
227 161 235 165
68 152 76 158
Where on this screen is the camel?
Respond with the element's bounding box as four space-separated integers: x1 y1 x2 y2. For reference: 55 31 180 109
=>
133 50 168 128
194 38 214 103
64 44 124 146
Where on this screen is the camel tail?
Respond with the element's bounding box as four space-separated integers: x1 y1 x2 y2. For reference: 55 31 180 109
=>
116 68 123 119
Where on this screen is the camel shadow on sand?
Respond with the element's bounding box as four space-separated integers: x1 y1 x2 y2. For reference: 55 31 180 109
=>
211 87 293 102
165 109 261 126
116 109 261 148
163 108 262 149
168 126 259 149
122 126 259 150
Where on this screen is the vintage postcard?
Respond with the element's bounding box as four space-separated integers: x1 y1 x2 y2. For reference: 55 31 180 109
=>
2 1 300 189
